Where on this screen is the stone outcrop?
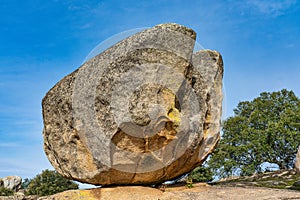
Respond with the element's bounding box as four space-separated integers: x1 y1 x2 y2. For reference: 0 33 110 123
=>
0 194 38 200
42 23 223 185
37 184 300 200
0 193 38 200
214 169 300 190
295 146 300 173
0 176 22 192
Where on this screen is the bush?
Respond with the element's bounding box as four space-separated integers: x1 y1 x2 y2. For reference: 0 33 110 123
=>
21 178 31 189
26 170 78 196
188 165 213 183
0 186 14 196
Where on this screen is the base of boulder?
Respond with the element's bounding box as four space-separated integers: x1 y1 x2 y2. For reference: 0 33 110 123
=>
37 183 300 200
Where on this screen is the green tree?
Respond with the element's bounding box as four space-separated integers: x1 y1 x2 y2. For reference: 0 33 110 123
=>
188 165 213 183
26 170 78 196
21 178 30 189
208 89 300 178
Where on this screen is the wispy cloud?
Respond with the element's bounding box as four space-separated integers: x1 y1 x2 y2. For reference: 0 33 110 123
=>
0 142 20 147
247 0 297 16
285 43 295 48
13 120 38 126
0 149 53 178
79 23 91 30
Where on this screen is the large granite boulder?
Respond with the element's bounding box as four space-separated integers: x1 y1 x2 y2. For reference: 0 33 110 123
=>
42 23 223 185
0 176 22 192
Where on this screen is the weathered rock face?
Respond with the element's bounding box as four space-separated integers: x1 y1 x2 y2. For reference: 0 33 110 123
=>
0 176 22 192
42 23 223 185
295 146 300 173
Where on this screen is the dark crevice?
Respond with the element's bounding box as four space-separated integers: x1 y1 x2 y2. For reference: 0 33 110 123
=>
174 95 181 111
191 76 196 88
203 93 211 132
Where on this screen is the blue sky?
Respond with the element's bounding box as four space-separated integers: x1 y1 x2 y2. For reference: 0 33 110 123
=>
0 0 299 182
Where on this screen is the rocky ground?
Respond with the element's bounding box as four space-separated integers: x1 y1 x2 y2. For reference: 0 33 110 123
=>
35 183 300 200
2 169 300 200
213 169 300 190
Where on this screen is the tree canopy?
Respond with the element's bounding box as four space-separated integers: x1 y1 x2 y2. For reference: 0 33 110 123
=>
25 169 78 196
208 89 300 178
188 165 213 183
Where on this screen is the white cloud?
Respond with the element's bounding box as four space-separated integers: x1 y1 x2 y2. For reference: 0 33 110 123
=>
0 169 29 174
285 43 295 48
0 153 53 178
79 23 91 30
247 0 297 16
0 142 20 147
13 120 37 126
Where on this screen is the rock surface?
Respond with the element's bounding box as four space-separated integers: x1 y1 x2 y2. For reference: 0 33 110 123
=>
0 193 38 200
42 23 223 185
37 184 300 200
214 169 300 190
295 146 300 173
0 176 22 192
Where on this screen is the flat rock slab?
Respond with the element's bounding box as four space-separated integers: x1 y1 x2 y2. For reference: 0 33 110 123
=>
38 184 300 200
42 23 223 185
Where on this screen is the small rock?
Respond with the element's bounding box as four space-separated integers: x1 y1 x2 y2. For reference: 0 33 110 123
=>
0 176 22 192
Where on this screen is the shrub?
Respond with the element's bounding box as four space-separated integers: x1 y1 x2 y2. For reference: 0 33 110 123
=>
188 165 213 183
26 169 78 196
0 186 14 196
21 178 30 189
